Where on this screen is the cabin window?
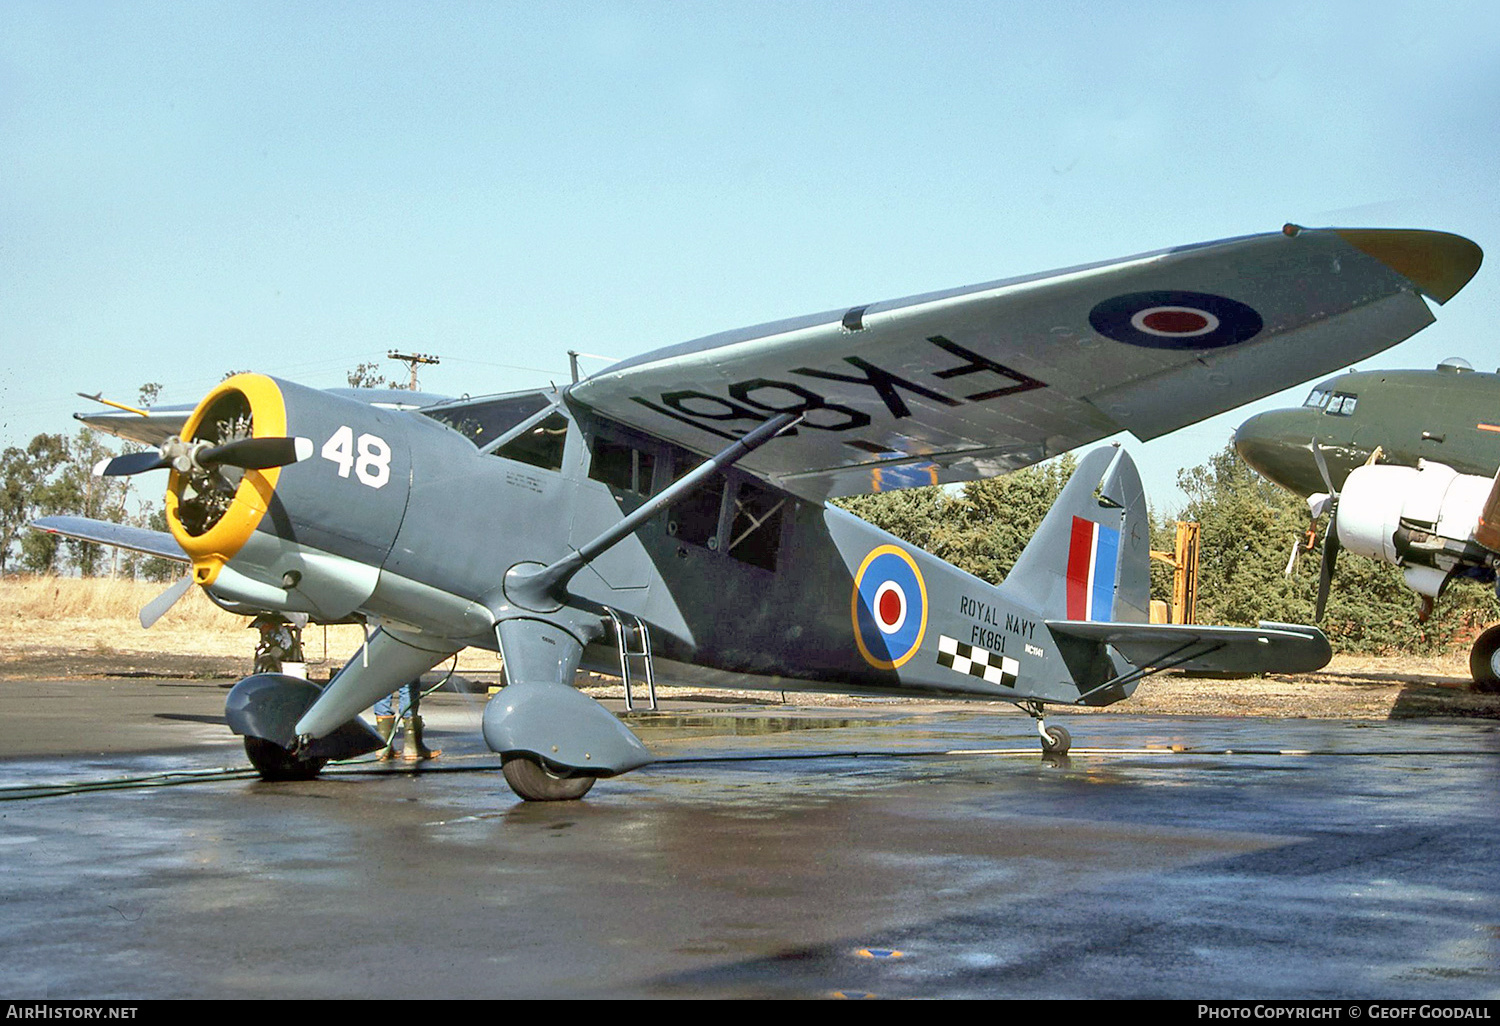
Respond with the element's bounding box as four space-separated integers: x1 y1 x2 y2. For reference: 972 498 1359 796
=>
590 439 656 495
1302 389 1330 409
492 411 569 471
421 394 552 448
668 477 724 548
726 480 786 572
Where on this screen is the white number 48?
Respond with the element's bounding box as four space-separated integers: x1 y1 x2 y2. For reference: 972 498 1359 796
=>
321 425 391 488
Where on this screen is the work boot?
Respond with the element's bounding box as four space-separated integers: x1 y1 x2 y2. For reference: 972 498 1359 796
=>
376 715 397 761
400 715 440 762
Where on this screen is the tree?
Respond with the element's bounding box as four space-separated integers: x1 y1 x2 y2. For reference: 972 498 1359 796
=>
135 505 181 583
8 433 74 573
347 362 390 389
833 454 1077 585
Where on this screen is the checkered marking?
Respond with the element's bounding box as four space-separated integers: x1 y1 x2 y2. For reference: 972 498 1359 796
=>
937 636 1019 688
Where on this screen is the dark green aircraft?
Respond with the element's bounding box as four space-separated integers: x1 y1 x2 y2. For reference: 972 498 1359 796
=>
1234 359 1500 689
1235 359 1500 496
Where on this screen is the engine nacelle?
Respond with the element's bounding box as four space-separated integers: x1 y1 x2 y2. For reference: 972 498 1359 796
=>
1336 460 1499 596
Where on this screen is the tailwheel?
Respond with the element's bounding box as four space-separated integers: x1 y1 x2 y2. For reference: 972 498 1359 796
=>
244 737 327 781
502 754 596 802
1022 701 1071 756
1041 724 1072 755
1469 625 1500 694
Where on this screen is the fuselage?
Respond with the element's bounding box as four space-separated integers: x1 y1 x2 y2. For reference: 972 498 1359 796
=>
187 376 1143 708
1234 360 1500 496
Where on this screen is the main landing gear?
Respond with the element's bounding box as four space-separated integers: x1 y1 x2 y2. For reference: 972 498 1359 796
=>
1022 701 1072 756
501 754 596 801
1469 624 1500 694
244 736 327 781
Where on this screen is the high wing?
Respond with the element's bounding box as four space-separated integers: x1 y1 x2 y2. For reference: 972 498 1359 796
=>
1047 620 1332 676
31 516 189 564
567 226 1481 500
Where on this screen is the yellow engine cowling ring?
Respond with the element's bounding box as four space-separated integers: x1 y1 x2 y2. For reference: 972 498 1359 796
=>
166 374 290 587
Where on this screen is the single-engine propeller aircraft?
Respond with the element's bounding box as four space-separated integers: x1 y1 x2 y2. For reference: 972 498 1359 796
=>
1235 359 1500 688
34 224 1481 799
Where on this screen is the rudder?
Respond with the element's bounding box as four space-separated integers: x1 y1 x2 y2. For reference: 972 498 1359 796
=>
998 446 1150 624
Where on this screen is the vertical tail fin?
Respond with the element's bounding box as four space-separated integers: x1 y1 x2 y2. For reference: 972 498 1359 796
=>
998 446 1150 624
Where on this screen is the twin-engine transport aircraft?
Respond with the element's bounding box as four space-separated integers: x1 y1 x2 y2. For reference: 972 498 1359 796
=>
1235 359 1500 688
35 224 1481 800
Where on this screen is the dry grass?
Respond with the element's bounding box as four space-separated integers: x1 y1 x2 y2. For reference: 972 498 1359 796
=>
2 574 243 629
0 574 498 677
0 574 359 668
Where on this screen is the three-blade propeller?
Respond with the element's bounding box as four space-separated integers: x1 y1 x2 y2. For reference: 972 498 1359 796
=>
1310 440 1342 622
94 436 314 478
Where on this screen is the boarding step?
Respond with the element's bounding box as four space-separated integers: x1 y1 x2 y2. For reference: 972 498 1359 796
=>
603 608 658 712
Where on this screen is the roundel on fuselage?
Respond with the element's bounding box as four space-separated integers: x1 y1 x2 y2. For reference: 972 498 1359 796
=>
852 545 928 670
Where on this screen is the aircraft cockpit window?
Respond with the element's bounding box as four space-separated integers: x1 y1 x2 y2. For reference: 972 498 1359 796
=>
1325 392 1358 416
421 394 551 448
491 411 569 471
1302 389 1331 409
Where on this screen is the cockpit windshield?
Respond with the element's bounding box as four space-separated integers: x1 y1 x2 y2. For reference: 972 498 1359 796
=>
1302 388 1357 416
421 393 552 448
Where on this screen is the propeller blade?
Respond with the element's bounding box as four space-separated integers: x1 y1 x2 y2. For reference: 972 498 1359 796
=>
1311 439 1338 497
199 436 314 471
1314 503 1341 621
93 451 170 477
140 574 195 629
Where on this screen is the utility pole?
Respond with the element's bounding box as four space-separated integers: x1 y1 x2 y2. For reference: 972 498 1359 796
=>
387 351 440 391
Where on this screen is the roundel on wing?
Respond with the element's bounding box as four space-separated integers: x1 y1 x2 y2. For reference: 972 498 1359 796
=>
852 545 928 670
1088 290 1263 350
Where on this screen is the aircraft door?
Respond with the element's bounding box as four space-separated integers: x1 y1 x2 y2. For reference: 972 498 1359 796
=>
570 433 655 592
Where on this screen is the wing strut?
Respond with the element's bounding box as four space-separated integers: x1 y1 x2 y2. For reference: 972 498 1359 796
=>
504 412 803 611
1072 638 1228 704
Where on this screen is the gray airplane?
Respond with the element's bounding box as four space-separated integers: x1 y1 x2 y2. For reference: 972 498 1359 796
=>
34 224 1481 800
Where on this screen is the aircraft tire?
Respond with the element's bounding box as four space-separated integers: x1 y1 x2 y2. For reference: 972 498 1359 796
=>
1041 724 1071 755
244 737 328 781
1469 625 1500 694
501 754 596 801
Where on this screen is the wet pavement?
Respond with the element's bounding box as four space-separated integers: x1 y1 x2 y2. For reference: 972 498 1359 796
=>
1 679 1498 999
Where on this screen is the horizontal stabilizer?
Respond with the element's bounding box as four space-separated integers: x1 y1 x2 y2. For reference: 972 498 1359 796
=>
30 516 189 564
1045 620 1331 675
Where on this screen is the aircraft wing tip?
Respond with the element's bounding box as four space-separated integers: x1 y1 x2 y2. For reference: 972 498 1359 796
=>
1331 227 1483 305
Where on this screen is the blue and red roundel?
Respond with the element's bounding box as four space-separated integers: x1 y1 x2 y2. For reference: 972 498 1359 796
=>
852 545 928 670
1089 290 1263 350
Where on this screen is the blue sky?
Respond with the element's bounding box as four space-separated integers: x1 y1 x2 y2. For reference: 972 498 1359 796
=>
4 1 1498 513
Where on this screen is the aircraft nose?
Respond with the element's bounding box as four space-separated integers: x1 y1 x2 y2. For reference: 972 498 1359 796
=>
1233 410 1326 497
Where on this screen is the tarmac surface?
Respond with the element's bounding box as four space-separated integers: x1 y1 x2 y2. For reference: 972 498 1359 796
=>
1 678 1498 1000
